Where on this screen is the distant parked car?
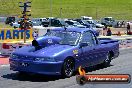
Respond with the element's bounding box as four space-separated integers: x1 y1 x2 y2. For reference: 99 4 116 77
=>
11 20 33 29
100 17 118 27
41 20 49 27
81 16 92 20
86 20 104 28
41 17 65 27
65 20 86 28
5 16 15 24
12 22 20 28
126 21 132 25
31 18 47 26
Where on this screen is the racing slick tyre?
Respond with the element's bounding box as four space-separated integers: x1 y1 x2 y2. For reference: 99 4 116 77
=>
102 52 113 67
61 58 75 78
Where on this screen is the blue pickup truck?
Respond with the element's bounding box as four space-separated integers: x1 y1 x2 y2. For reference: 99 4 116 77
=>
9 27 119 77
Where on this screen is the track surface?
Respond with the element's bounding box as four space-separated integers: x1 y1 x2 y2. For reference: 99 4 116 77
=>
0 49 132 88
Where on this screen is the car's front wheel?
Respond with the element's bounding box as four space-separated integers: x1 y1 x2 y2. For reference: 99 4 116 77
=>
61 58 75 77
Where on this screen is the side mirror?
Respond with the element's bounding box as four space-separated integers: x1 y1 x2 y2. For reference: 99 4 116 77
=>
79 43 88 48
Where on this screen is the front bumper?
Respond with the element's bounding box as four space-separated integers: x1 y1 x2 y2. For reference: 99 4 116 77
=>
9 59 63 75
1 50 12 56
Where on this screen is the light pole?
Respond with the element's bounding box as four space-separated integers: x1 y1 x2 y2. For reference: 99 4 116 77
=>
96 7 98 19
50 0 52 17
60 0 62 18
19 1 31 43
49 0 52 26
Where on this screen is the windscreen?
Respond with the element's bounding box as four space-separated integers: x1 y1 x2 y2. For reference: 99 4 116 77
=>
45 31 81 45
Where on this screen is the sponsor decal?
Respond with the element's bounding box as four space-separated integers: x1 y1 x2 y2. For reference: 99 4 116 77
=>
76 66 131 85
0 29 33 40
73 50 78 54
47 39 53 44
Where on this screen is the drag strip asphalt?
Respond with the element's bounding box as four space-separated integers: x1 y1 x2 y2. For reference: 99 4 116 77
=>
0 48 132 88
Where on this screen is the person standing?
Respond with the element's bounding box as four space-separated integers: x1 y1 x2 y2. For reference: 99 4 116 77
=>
121 21 125 27
33 30 38 39
127 23 130 35
103 25 107 36
106 28 112 36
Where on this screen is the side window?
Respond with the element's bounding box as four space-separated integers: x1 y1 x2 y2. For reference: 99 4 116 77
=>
81 31 96 46
54 20 59 26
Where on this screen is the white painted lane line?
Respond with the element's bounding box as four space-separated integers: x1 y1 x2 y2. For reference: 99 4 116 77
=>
0 64 10 67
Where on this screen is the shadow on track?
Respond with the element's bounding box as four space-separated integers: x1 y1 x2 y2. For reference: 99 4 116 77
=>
2 72 63 82
75 64 113 75
85 64 113 72
1 64 113 82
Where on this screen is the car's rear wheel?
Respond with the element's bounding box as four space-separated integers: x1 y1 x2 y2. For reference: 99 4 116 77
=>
102 52 113 67
61 58 75 78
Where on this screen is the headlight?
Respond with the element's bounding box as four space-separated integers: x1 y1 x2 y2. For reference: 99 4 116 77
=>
34 57 55 62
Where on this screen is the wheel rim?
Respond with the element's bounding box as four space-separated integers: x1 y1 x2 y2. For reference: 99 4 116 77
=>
64 59 74 77
105 53 111 63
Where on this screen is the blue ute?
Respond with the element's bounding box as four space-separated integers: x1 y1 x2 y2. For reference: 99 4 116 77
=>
9 27 119 77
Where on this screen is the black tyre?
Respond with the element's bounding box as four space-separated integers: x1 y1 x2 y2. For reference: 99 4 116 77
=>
102 52 112 67
61 58 75 77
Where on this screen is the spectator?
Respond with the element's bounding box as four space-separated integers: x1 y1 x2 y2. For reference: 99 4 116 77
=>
118 21 121 28
121 21 125 27
105 25 107 29
103 25 107 36
106 28 112 36
117 22 119 28
33 31 38 39
127 23 130 35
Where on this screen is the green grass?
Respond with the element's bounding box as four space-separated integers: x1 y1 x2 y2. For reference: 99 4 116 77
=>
0 0 132 20
0 22 12 28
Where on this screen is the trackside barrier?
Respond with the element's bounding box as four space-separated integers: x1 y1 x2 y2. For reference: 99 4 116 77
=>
119 38 132 49
100 27 126 36
0 27 54 56
98 35 132 49
0 40 32 56
0 28 33 55
0 28 33 41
